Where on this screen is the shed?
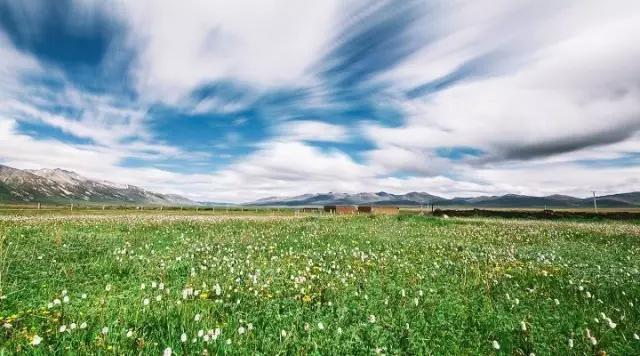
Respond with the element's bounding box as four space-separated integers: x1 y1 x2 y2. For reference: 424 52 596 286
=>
357 206 399 215
323 205 357 214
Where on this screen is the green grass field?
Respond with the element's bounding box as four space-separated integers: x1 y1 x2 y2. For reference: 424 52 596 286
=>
1 214 639 354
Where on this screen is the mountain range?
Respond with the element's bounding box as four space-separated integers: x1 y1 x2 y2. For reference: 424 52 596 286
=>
2 164 639 208
0 164 195 205
249 191 640 208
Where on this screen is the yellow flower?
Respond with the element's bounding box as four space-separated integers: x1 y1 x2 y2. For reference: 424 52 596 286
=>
302 295 312 303
199 292 209 299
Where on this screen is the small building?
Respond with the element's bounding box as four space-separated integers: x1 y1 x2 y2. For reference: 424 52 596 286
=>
301 207 321 213
323 205 357 214
357 206 399 215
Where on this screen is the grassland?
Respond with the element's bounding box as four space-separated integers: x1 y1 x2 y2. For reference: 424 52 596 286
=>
1 213 639 355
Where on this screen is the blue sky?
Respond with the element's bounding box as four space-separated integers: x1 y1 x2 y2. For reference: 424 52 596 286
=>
1 0 639 201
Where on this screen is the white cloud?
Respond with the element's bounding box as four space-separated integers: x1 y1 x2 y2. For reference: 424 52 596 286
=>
367 1 640 163
106 0 341 105
275 120 350 142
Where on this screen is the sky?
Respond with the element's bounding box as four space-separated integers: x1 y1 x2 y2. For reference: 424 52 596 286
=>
0 0 639 202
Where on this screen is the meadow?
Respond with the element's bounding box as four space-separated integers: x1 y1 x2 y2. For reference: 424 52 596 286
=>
1 213 639 355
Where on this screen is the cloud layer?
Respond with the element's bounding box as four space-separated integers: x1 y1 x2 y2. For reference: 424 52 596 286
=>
1 0 639 201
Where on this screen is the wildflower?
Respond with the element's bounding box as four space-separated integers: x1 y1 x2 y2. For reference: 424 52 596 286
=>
554 299 560 305
59 325 67 333
568 338 574 348
181 333 188 342
80 322 87 329
143 298 150 306
155 295 162 302
126 330 134 338
521 321 527 331
53 298 61 306
492 340 500 350
317 322 325 330
159 283 165 290
163 347 172 356
226 339 232 345
194 313 201 322
337 327 343 335
141 283 146 290
304 323 310 332
247 323 254 331
281 330 287 337
105 284 112 292
634 333 639 340
152 281 157 288
31 335 42 346
63 295 70 303
81 293 87 299
102 326 109 335
238 326 246 334
70 323 77 330
368 314 377 323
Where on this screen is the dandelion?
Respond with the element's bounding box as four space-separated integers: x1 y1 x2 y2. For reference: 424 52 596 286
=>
163 347 172 356
31 335 42 346
492 340 500 350
101 326 109 335
181 333 188 342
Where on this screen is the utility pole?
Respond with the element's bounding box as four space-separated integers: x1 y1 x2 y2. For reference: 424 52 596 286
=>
592 191 598 213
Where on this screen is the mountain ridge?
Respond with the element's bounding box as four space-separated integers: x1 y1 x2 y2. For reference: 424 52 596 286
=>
0 164 195 205
246 191 640 208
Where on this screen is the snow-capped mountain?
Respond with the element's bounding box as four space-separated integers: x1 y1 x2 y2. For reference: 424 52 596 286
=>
248 191 446 206
0 164 195 205
247 191 640 208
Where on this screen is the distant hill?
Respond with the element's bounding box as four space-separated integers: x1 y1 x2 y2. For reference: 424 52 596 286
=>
0 164 195 205
247 191 640 208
